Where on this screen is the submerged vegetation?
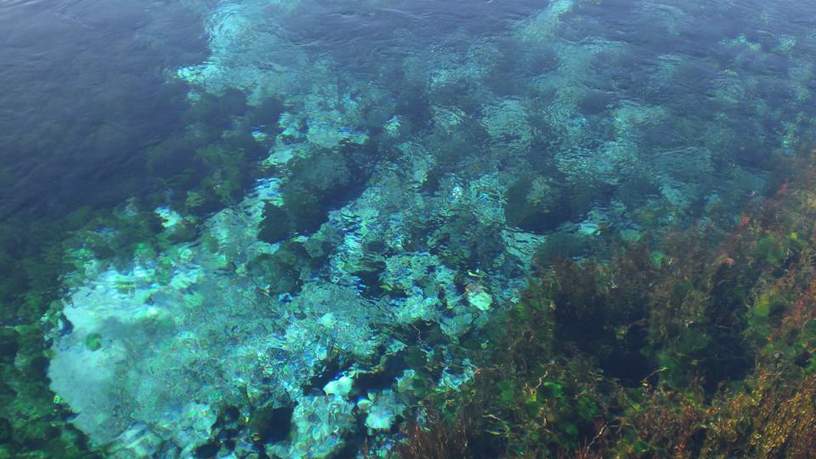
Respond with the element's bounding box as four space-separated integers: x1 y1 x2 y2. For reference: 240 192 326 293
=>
399 152 816 458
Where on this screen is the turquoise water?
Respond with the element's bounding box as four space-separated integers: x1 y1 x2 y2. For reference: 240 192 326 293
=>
3 0 816 457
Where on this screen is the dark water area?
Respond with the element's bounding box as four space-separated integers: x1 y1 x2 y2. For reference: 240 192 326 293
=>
281 0 540 58
0 0 206 218
4 0 816 457
2 0 815 217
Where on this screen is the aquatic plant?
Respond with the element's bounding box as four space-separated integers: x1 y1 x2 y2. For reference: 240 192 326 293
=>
397 151 816 457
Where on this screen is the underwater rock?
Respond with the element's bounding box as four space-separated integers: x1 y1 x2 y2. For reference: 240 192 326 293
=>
577 222 600 237
323 375 354 398
515 0 576 43
268 395 355 458
154 206 183 229
466 287 493 311
364 390 405 431
109 424 165 458
481 98 534 157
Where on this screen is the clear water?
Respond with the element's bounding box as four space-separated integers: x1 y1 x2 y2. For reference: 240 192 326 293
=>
0 0 206 216
3 0 816 457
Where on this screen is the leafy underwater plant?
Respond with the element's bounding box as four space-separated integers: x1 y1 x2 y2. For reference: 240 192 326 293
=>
395 150 816 458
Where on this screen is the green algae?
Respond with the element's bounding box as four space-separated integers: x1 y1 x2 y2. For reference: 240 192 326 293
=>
397 152 816 457
84 333 103 352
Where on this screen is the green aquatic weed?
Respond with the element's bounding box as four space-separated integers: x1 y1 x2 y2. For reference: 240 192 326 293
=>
85 333 102 352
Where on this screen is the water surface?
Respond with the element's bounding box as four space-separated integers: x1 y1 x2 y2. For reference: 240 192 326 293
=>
3 0 816 457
